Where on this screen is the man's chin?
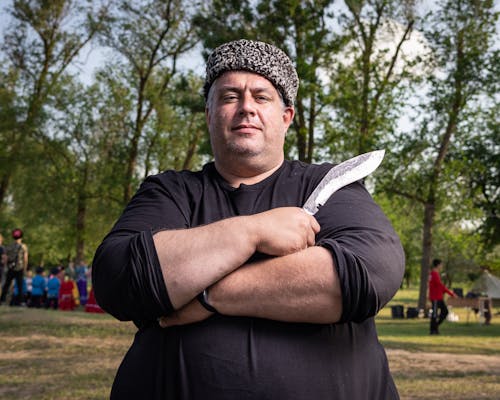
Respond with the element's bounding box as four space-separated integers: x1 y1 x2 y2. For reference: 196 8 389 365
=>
226 143 261 157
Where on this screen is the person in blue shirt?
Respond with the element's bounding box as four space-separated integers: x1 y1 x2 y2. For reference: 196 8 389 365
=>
45 267 61 310
30 267 46 308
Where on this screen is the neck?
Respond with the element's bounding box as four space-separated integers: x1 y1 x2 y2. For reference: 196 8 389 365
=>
215 159 283 187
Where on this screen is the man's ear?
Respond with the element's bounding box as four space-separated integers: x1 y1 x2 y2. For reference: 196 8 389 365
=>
205 107 210 125
283 106 295 130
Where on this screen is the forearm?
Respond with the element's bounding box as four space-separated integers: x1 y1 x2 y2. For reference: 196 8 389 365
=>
154 216 257 309
155 207 319 310
210 246 342 324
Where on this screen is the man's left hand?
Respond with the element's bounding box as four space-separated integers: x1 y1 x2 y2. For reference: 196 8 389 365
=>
158 299 213 328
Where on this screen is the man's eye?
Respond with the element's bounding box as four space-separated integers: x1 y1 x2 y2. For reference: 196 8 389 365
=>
256 96 269 102
223 95 238 102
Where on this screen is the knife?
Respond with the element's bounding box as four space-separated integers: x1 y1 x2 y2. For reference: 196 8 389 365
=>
302 150 385 215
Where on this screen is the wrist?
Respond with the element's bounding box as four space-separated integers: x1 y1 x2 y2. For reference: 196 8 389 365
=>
197 288 218 313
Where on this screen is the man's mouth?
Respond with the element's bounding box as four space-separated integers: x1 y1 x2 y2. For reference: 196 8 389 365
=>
232 124 261 134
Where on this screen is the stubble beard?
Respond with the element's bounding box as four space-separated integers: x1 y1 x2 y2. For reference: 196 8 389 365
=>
225 140 261 158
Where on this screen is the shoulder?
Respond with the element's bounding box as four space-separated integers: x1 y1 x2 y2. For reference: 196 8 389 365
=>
281 160 335 189
285 160 333 176
140 165 211 197
281 159 371 204
284 159 367 190
147 164 211 184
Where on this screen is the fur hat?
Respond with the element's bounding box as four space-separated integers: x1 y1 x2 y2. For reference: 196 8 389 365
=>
204 39 299 106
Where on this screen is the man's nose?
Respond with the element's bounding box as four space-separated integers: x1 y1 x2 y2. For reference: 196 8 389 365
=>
239 95 256 116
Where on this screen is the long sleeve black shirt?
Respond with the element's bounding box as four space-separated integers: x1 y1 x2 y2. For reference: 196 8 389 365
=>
93 160 405 399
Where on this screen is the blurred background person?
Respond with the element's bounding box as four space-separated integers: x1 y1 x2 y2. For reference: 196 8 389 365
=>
429 258 457 334
30 267 46 308
0 229 28 306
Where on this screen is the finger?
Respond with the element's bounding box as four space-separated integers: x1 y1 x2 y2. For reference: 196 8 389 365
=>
158 316 168 328
307 229 316 247
310 216 321 233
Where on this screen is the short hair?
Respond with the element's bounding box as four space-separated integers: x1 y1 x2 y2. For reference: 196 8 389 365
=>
432 259 442 268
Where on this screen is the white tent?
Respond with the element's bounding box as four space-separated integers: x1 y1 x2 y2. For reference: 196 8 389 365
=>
470 271 500 299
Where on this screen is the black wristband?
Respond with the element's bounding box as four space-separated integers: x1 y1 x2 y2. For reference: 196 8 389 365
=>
197 288 218 313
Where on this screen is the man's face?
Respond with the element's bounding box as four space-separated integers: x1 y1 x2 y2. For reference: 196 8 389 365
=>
206 71 294 175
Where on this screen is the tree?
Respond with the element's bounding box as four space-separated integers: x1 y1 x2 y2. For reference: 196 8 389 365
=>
195 0 338 162
458 106 499 253
7 78 115 265
98 0 199 204
323 0 418 157
374 192 423 287
142 72 208 176
383 0 498 309
0 0 105 213
50 80 121 264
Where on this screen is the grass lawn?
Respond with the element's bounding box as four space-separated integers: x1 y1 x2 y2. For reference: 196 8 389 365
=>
0 288 499 399
0 306 135 400
381 289 500 399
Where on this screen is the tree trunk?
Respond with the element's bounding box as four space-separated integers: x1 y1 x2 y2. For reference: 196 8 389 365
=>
418 200 435 310
0 171 11 214
295 100 307 161
75 192 86 265
123 133 140 204
0 128 28 212
183 128 203 170
306 93 316 163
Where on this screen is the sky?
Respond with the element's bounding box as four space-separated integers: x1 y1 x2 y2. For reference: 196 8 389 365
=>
0 0 450 143
0 0 497 132
0 0 438 85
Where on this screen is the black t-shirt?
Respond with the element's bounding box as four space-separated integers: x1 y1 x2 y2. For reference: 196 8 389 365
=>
93 160 405 400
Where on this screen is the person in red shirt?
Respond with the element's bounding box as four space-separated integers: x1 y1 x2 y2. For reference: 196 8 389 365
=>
429 259 457 334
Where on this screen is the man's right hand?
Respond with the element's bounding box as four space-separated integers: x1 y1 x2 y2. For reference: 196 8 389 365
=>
250 207 320 256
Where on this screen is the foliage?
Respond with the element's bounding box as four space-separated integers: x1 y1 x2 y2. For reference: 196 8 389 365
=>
374 192 423 287
194 0 338 162
97 0 200 204
324 0 419 156
377 0 498 309
0 0 497 275
0 0 105 211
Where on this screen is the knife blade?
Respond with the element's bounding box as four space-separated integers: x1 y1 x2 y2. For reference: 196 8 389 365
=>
302 150 385 215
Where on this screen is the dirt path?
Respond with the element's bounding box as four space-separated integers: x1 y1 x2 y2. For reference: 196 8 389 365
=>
387 348 500 375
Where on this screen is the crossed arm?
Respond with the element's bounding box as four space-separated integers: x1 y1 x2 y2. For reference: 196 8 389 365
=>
93 178 404 325
154 207 342 327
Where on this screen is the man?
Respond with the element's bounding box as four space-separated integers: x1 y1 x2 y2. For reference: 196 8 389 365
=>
428 258 456 334
0 228 28 305
93 39 405 399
